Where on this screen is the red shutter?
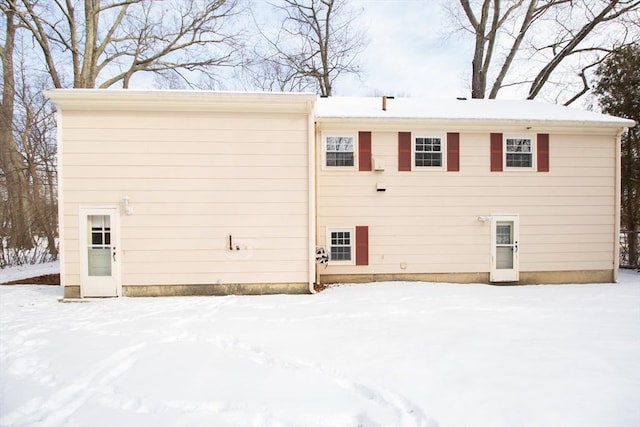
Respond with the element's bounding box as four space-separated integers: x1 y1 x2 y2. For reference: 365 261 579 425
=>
447 132 460 172
537 133 549 172
398 132 412 171
359 131 372 171
490 133 503 172
355 226 369 266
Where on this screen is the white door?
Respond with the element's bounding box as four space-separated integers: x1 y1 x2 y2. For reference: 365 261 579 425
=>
80 208 120 297
490 215 519 282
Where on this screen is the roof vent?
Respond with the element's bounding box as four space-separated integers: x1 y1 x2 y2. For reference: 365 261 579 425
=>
382 95 395 111
457 97 467 100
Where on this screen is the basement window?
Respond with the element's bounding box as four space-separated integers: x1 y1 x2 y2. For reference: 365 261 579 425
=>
328 228 354 264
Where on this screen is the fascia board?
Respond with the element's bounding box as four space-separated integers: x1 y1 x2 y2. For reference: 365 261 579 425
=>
314 116 635 135
44 89 317 114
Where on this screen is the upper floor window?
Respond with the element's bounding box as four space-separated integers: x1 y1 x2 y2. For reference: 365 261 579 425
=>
414 136 443 168
505 137 533 168
325 136 355 167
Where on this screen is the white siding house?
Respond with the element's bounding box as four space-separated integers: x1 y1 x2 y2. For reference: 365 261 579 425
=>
47 90 316 298
46 91 634 297
314 97 635 285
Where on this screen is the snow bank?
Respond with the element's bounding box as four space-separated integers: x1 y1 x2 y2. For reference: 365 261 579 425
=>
1 271 639 427
0 261 59 284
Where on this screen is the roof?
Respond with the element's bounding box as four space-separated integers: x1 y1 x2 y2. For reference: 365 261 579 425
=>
44 90 635 129
315 97 636 129
44 89 317 113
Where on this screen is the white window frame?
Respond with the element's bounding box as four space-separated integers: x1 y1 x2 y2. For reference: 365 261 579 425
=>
323 134 357 170
504 135 535 170
327 227 355 265
413 134 446 170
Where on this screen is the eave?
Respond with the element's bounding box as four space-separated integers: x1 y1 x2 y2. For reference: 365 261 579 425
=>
44 89 317 114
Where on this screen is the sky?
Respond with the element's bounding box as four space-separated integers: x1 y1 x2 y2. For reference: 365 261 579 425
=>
122 0 633 106
237 0 635 107
190 0 475 99
335 0 472 99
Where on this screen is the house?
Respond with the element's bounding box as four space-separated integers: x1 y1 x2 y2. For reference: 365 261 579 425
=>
45 90 635 298
46 91 316 298
314 96 634 286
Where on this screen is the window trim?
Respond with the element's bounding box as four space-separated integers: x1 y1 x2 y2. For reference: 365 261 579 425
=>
412 133 446 170
327 227 355 265
323 133 357 170
504 135 535 170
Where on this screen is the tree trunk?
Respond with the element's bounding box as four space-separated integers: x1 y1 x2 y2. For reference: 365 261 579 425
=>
0 8 33 249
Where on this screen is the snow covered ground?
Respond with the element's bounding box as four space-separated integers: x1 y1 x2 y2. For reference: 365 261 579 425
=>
1 270 639 427
0 261 60 283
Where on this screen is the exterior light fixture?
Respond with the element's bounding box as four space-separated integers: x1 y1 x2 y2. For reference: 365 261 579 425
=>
122 196 133 215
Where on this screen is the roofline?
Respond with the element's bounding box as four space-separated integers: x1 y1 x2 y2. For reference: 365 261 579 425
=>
44 89 317 113
44 90 637 130
315 115 636 130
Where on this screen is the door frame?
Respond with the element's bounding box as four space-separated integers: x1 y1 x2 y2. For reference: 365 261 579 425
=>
490 214 519 282
79 206 121 297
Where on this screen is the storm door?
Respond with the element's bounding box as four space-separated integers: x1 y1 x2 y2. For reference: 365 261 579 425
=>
490 215 519 282
80 208 120 297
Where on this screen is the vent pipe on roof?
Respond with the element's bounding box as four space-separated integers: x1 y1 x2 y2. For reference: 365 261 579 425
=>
382 95 395 111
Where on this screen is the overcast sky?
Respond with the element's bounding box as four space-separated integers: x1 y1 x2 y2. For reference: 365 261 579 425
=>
335 0 472 99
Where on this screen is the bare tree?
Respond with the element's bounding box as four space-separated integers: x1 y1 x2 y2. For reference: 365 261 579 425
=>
14 70 58 260
1 0 244 265
1 3 34 251
8 0 243 89
247 0 366 96
454 0 640 104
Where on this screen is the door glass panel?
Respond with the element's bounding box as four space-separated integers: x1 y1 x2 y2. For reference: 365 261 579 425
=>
496 247 514 269
496 224 513 244
88 215 111 276
496 222 514 270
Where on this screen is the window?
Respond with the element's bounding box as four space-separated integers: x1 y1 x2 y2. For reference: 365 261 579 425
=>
88 215 111 277
90 215 111 247
325 136 355 167
328 229 354 263
326 226 369 266
505 137 533 168
414 136 443 168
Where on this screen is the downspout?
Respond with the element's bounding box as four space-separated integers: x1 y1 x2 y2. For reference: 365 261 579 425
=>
308 99 317 294
55 108 67 295
613 128 624 282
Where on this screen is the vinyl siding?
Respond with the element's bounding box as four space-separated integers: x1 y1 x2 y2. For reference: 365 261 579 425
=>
317 129 617 277
61 109 310 287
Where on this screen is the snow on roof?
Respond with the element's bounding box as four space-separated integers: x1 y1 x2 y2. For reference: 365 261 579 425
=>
315 96 635 128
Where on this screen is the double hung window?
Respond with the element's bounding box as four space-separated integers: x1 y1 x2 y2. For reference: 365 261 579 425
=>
415 137 443 167
412 135 445 169
505 137 533 168
329 229 353 262
326 226 369 266
325 136 355 167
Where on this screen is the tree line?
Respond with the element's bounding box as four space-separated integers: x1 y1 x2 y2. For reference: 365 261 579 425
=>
1 0 638 266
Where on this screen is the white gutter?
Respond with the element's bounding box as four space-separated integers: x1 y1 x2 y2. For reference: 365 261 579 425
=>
308 100 317 294
56 110 66 294
614 128 624 282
